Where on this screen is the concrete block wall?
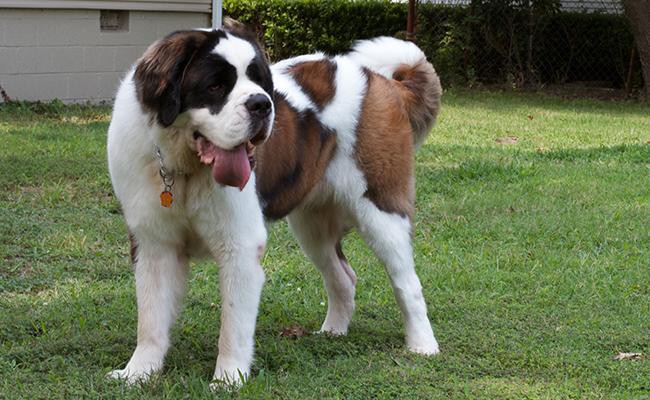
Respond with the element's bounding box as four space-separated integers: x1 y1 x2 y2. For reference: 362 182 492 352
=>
0 9 210 103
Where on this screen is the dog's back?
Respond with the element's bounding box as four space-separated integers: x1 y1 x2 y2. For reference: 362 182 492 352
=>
256 37 442 220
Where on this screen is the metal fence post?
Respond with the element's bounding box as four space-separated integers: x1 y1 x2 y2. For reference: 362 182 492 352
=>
212 0 223 28
407 0 416 43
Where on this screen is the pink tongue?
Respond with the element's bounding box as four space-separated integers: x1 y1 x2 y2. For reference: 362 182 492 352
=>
197 137 251 190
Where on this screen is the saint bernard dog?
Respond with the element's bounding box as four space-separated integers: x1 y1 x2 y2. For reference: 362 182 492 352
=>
107 19 442 387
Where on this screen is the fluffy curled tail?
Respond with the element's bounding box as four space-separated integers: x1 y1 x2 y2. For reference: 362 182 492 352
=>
348 37 442 148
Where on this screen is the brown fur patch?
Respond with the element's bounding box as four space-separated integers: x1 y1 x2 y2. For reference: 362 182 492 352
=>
128 231 138 265
255 94 337 220
288 60 337 109
355 70 415 219
392 60 442 147
134 30 218 127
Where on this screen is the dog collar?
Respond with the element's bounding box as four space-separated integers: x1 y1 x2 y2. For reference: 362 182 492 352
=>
155 145 175 208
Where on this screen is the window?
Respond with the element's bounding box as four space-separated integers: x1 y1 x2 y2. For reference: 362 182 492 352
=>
100 10 129 32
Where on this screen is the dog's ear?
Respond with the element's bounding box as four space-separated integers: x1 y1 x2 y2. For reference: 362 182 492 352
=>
134 30 210 127
223 18 268 60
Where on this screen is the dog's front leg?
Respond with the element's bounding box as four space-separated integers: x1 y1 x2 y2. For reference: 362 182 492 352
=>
211 241 265 388
108 238 189 384
197 183 267 389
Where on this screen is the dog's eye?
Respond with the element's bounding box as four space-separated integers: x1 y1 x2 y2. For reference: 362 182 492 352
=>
247 64 260 82
208 84 224 94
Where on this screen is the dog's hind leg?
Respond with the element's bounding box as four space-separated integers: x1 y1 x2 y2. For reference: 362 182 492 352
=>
288 206 356 335
108 238 189 384
352 199 439 355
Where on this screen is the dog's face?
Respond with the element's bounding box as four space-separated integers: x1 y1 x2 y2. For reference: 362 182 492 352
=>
134 21 274 189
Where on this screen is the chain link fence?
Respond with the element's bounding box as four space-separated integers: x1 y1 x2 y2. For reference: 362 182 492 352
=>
428 0 622 12
415 0 642 95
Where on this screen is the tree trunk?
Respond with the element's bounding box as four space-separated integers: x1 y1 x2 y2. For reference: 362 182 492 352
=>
623 0 650 100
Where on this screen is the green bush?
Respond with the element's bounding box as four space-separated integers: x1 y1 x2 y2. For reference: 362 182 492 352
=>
224 0 406 60
224 0 640 88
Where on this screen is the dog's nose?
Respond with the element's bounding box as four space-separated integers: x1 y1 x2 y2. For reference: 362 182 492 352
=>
245 94 272 119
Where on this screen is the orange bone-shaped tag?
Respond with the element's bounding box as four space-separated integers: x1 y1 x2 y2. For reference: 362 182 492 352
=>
160 191 173 208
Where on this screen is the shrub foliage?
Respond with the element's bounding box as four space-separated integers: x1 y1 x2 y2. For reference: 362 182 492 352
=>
224 0 641 88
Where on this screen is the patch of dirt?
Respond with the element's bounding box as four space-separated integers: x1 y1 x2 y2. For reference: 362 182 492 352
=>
495 136 519 145
480 82 640 101
537 83 631 101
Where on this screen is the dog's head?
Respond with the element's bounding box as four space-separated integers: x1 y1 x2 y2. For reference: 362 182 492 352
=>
134 19 273 189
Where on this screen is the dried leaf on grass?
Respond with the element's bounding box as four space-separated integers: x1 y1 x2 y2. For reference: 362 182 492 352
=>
495 136 519 145
280 324 308 339
613 352 643 361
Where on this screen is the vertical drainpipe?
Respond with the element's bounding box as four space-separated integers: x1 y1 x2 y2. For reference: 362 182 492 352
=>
212 0 223 28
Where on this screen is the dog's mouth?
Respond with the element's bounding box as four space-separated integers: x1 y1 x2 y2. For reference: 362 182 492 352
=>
194 131 257 191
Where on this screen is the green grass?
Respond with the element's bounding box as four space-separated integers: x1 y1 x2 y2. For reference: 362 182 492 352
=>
1 91 649 399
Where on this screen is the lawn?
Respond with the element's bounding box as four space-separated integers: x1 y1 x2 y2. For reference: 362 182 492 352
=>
1 91 649 399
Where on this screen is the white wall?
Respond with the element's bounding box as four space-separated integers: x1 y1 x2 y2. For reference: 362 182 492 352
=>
0 8 210 103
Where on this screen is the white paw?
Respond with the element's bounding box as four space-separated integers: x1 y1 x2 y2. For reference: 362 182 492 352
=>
318 309 353 335
316 325 348 336
407 336 440 356
106 366 156 385
107 345 166 385
210 368 246 392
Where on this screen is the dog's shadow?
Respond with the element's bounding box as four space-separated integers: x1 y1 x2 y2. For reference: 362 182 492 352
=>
162 319 406 378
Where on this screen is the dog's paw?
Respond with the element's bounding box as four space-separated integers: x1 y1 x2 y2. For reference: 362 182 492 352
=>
211 356 249 392
106 366 156 385
209 379 243 392
209 369 246 392
316 326 348 336
406 336 440 356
